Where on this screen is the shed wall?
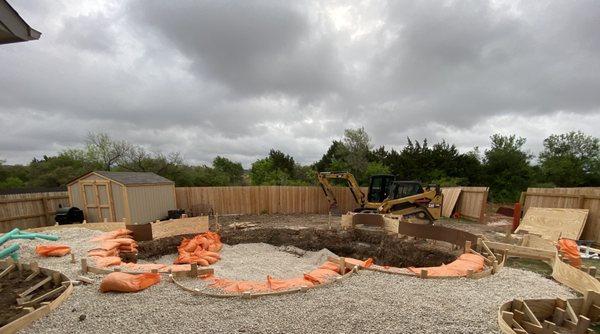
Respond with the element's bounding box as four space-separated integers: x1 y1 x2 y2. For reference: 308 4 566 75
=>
126 185 176 224
68 184 83 210
111 181 125 221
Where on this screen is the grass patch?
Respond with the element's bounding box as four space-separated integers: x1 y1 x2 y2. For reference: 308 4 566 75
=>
506 257 553 277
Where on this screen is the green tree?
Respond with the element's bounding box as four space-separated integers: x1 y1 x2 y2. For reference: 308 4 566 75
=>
85 132 132 170
0 176 25 189
483 134 533 202
539 131 600 186
212 156 244 185
314 140 348 172
342 127 371 182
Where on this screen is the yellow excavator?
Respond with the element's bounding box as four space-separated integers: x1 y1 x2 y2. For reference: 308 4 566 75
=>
317 172 443 224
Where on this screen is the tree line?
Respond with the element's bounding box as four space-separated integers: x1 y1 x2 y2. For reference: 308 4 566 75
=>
1 130 598 203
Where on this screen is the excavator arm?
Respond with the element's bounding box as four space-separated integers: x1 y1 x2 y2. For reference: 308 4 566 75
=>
317 172 366 210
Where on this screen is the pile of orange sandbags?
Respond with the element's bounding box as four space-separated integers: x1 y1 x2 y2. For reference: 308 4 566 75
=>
35 244 71 257
100 272 160 293
174 232 223 266
88 229 136 268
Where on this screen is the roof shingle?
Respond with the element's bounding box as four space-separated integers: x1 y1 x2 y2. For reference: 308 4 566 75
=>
94 171 174 185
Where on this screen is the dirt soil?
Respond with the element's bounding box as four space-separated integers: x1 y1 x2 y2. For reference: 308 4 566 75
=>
139 224 457 268
0 268 56 326
214 213 513 242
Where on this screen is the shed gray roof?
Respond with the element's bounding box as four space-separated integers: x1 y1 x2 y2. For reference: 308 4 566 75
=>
94 171 174 185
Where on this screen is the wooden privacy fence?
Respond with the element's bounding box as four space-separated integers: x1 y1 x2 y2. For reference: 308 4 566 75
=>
521 187 600 243
175 186 489 221
443 187 489 223
175 186 364 215
0 192 70 232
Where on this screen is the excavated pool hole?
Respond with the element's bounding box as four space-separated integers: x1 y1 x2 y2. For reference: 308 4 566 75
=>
137 227 458 268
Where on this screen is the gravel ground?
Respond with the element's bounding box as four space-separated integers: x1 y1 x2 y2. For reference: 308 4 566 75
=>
2 227 103 279
5 227 576 334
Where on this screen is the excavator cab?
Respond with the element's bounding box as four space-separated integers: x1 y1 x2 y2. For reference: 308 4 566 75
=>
367 174 396 203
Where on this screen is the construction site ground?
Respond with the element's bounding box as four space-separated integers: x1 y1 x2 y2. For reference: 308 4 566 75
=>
3 213 589 333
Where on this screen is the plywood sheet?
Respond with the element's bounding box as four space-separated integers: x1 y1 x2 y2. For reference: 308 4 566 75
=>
441 188 462 217
151 216 209 239
516 207 589 241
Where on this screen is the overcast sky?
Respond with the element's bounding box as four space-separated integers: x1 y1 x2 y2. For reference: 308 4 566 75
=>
1 0 599 167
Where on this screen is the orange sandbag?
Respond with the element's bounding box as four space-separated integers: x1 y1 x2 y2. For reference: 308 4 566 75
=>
100 272 160 293
304 268 340 284
91 229 133 241
107 238 137 245
91 256 122 268
345 257 373 268
35 245 71 257
319 261 341 273
97 241 121 251
175 232 223 266
88 248 119 257
408 253 485 277
267 276 315 291
206 277 269 293
558 238 582 268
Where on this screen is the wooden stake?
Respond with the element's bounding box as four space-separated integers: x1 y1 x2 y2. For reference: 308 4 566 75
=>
190 263 198 278
576 315 591 334
76 275 94 284
70 253 76 264
52 272 62 286
80 258 88 274
552 307 566 326
464 241 471 254
420 269 428 279
467 269 474 278
338 257 346 275
492 260 499 274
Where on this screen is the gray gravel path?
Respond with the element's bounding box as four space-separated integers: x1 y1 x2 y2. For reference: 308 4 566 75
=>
6 227 576 334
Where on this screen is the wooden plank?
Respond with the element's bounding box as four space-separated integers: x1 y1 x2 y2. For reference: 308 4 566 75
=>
441 188 461 217
516 207 589 241
523 188 600 243
17 276 52 298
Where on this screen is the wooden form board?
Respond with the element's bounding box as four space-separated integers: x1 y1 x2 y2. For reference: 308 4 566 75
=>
151 216 209 239
0 260 73 334
441 187 462 217
0 192 69 232
522 187 600 243
515 207 589 241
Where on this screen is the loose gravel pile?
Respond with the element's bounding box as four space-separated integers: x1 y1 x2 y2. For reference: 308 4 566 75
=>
5 227 576 334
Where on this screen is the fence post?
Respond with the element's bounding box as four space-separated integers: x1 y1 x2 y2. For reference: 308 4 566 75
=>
478 190 489 224
42 197 51 226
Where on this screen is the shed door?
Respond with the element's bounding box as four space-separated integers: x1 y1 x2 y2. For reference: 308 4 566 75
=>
80 180 115 222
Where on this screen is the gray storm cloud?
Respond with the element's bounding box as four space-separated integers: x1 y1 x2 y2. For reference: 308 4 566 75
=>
0 0 599 167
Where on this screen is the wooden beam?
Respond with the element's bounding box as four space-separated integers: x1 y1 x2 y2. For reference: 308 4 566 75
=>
17 276 52 298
